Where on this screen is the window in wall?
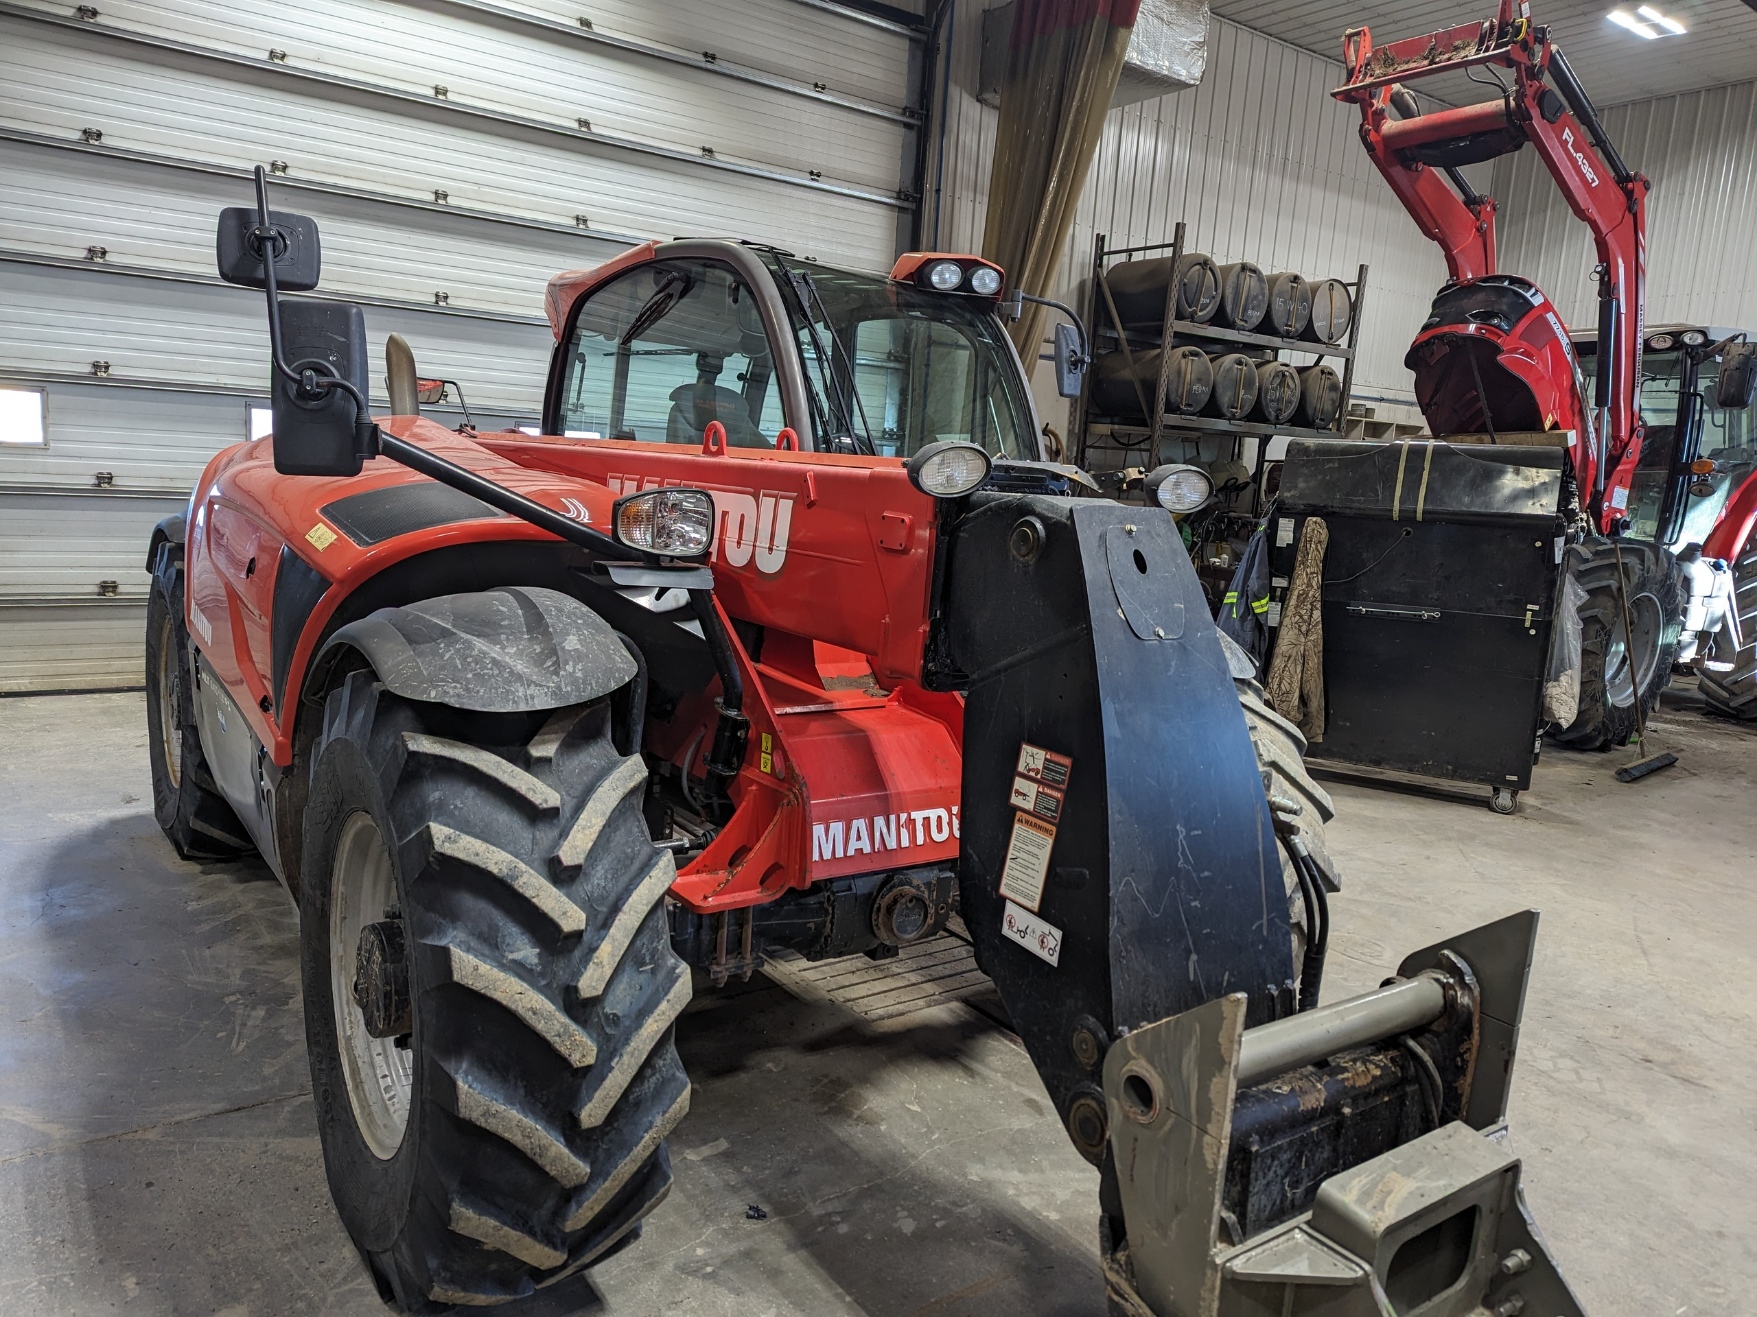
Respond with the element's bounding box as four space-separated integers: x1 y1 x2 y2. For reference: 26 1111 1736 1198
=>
247 404 274 441
554 260 785 447
0 387 47 446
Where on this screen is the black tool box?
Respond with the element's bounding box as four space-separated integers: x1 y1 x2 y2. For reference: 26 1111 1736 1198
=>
1268 438 1568 809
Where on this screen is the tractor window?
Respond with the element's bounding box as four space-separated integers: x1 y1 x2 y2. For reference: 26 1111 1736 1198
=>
762 256 1037 460
554 259 785 447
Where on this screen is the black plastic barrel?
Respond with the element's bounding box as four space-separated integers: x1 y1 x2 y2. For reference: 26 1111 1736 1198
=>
1303 278 1353 345
1264 272 1312 339
1213 261 1269 331
1253 361 1303 425
1296 364 1343 430
1093 347 1214 418
1105 253 1222 327
1204 353 1260 420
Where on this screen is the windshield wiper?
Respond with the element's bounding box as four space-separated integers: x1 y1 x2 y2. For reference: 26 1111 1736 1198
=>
775 259 875 455
621 270 692 347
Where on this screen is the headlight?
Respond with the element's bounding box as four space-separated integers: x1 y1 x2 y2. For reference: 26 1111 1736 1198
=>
906 440 991 497
927 260 964 292
1647 333 1675 350
613 488 715 556
1146 463 1213 514
968 265 1002 297
1680 329 1708 346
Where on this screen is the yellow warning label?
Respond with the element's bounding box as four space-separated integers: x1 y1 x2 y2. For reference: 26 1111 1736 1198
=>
760 732 775 776
306 523 337 551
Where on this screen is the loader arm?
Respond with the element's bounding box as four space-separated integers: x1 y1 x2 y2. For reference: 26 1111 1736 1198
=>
1335 2 1650 532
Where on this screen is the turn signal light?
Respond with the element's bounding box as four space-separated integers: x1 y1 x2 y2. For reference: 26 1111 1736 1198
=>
1690 458 1718 475
613 488 715 556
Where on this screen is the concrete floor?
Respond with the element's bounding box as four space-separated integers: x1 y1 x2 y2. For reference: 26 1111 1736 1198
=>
0 689 1752 1316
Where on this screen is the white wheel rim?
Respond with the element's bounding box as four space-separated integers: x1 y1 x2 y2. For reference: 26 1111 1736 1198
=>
155 612 183 789
330 811 414 1160
1605 590 1662 709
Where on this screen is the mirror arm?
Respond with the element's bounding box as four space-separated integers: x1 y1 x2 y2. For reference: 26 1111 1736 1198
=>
375 432 652 564
1005 289 1089 367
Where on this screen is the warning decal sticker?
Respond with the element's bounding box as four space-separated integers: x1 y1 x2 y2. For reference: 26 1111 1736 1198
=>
998 811 1057 912
1002 900 1062 967
1009 775 1064 823
1015 742 1073 788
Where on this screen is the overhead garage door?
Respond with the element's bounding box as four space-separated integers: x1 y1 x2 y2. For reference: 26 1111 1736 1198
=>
0 0 925 690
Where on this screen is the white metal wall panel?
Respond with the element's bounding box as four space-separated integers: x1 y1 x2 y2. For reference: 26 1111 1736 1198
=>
927 11 1451 412
1491 79 1757 335
0 0 919 689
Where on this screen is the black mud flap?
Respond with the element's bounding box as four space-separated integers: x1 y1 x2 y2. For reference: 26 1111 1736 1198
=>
938 493 1292 1157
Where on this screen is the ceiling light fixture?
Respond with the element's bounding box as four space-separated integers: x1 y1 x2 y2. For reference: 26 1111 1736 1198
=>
1635 4 1687 34
1607 9 1660 37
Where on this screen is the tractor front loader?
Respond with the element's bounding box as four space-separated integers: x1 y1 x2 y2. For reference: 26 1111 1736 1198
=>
144 169 1583 1314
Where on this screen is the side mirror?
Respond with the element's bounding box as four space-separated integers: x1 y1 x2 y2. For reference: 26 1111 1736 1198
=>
417 379 447 406
1054 321 1087 399
273 301 370 476
215 207 321 291
1718 342 1757 410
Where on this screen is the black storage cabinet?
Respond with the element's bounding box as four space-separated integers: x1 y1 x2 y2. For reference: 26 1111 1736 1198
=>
1268 439 1567 800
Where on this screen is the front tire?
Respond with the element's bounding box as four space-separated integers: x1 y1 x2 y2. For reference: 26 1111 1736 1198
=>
1551 540 1683 751
1700 540 1757 720
144 542 252 860
300 671 691 1310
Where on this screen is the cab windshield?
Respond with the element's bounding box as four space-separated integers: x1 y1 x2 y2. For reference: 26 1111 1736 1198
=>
757 254 1038 460
1578 346 1757 545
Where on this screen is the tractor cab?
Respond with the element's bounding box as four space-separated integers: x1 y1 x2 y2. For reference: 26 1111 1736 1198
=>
543 241 1043 462
1573 324 1757 549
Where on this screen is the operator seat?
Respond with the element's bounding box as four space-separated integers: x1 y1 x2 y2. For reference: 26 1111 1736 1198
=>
666 383 769 448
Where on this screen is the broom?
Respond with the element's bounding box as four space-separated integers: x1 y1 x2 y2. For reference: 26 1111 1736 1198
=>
1611 538 1679 783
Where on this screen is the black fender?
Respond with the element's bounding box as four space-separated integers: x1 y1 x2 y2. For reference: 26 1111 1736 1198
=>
146 512 187 572
312 585 637 713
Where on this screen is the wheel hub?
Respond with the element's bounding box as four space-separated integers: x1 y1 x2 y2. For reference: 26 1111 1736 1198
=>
353 919 413 1040
1605 588 1663 708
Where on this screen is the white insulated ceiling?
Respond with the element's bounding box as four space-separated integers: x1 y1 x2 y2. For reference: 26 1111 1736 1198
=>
1207 0 1757 105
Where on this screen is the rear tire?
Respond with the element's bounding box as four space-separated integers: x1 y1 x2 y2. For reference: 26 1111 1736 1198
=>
144 543 252 860
1551 540 1683 751
1701 540 1757 720
1235 672 1338 970
300 671 691 1310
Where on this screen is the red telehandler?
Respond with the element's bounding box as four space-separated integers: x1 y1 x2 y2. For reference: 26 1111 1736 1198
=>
145 168 1585 1314
1335 1 1757 745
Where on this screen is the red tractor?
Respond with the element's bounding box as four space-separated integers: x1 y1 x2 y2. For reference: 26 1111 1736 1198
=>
144 170 1584 1314
1336 1 1757 744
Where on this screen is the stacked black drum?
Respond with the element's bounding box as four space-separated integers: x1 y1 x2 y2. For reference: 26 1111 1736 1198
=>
1090 253 1352 433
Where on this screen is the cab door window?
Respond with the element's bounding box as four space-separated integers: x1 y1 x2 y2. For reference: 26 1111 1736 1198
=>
554 260 784 447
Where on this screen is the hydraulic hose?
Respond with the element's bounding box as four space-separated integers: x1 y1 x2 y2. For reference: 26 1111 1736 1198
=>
689 590 750 799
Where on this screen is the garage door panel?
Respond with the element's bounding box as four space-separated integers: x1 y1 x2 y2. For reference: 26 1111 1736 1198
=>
0 25 900 269
0 264 555 411
0 604 148 691
516 0 917 109
0 139 628 319
71 0 911 187
0 384 243 488
0 495 167 599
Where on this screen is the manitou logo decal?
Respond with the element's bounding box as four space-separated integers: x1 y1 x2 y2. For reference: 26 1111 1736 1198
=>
606 474 794 574
813 806 961 862
1561 127 1600 187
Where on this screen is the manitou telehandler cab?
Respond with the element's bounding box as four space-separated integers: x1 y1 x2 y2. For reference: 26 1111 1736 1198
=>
144 169 1585 1314
1332 0 1757 748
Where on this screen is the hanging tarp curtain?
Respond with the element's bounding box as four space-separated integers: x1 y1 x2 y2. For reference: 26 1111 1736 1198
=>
982 0 1141 374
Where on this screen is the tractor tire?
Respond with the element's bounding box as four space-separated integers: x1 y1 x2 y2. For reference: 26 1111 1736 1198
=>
1700 539 1757 720
1236 673 1339 970
144 542 253 860
300 670 691 1310
1551 540 1684 751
